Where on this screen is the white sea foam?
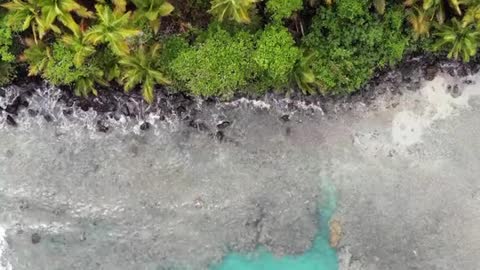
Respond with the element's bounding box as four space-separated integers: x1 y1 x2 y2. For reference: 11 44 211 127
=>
0 226 12 270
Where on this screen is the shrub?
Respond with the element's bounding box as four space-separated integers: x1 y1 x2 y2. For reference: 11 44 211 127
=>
302 1 409 94
253 25 301 88
0 22 14 62
171 26 257 97
266 0 303 21
41 42 107 96
43 42 89 85
159 35 189 76
0 61 15 86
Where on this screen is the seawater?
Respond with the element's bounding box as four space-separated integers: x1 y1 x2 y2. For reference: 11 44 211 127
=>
212 185 338 270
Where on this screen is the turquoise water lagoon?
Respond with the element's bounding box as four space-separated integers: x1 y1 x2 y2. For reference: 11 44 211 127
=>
212 185 339 270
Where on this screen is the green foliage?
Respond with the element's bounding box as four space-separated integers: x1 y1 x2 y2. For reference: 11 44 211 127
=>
302 1 409 94
29 41 106 96
1 0 44 41
85 4 141 56
433 18 480 62
404 0 464 24
21 39 51 76
253 25 301 87
61 34 95 67
372 0 386 15
171 27 256 97
130 0 174 33
93 47 121 81
0 61 15 86
43 42 90 85
209 0 259 23
159 35 189 76
407 5 432 39
38 0 93 36
266 0 303 21
0 21 15 62
1 0 93 39
119 43 171 103
293 51 322 95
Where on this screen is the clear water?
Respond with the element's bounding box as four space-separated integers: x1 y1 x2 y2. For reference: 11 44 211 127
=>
213 185 338 270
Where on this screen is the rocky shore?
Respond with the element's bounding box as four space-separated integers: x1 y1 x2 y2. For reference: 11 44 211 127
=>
1 54 479 134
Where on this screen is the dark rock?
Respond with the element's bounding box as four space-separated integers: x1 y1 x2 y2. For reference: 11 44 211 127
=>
158 115 166 121
140 122 151 131
424 65 438 81
19 200 29 210
6 115 17 127
217 121 231 129
5 97 21 114
0 88 5 97
31 233 41 244
285 127 292 136
215 131 225 142
65 99 74 107
120 104 131 116
280 114 290 122
176 105 187 115
62 108 73 116
96 121 109 133
79 102 90 112
158 98 169 112
463 79 474 85
450 84 462 98
457 66 469 77
92 97 116 113
189 120 209 132
27 109 38 117
43 114 53 122
79 232 87 241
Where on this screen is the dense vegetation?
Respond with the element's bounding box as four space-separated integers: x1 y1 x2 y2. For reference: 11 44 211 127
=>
1 0 480 102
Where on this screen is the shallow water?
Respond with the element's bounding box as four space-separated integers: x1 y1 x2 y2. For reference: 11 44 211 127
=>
213 184 338 270
1 72 480 270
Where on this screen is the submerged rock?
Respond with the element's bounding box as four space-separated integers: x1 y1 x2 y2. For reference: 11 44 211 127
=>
96 121 109 133
189 120 209 132
424 65 438 81
140 122 151 131
31 233 41 244
6 115 17 127
217 121 231 129
280 114 290 122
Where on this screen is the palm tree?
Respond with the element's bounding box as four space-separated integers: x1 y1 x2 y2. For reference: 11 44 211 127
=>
373 0 386 15
38 0 94 36
462 3 480 27
119 43 171 103
209 0 259 24
74 68 108 97
61 34 95 67
407 5 432 39
85 4 141 56
1 0 44 43
293 51 322 95
20 38 51 76
433 18 480 62
95 0 127 13
404 0 463 24
130 0 174 33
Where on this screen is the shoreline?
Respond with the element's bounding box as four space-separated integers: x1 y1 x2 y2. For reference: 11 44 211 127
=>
1 54 479 133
